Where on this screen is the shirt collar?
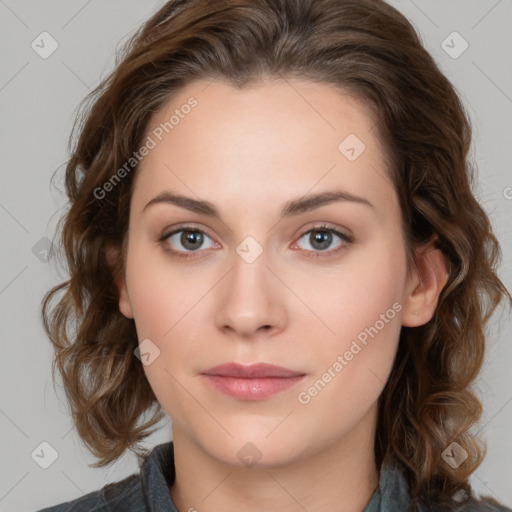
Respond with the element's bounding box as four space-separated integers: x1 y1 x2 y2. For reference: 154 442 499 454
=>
363 459 412 511
140 441 178 511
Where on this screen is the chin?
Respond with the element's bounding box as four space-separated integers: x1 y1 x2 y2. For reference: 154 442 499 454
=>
193 425 312 470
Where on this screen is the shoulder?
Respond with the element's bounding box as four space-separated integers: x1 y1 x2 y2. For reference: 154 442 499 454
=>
35 488 108 512
35 473 143 511
35 441 176 512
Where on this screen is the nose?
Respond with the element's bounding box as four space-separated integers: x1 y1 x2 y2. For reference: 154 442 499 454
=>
214 248 287 341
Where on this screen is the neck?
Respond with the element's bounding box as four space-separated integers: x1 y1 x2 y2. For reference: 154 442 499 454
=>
169 403 380 512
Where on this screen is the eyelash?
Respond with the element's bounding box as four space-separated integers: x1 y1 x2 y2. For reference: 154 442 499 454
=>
158 223 353 260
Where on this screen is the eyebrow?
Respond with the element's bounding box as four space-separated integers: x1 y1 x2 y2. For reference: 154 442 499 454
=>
142 189 374 219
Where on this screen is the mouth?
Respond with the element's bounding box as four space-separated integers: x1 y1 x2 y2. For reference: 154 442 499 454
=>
201 362 306 401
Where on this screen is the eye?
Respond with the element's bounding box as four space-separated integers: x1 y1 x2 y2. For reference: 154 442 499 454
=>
159 226 218 259
159 223 353 260
292 224 353 258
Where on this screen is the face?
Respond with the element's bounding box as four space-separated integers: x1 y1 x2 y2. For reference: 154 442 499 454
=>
115 77 432 468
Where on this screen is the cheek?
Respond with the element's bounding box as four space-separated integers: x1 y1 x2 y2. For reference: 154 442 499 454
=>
305 243 406 351
125 251 203 423
294 238 406 412
295 285 403 436
124 245 209 388
125 243 204 338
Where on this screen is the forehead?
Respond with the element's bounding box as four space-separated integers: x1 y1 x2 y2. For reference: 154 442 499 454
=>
130 77 394 218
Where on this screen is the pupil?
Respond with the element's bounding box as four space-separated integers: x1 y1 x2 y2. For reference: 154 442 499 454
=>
312 230 331 250
182 231 203 250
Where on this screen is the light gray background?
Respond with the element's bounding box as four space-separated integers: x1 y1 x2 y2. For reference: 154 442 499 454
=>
0 1 511 511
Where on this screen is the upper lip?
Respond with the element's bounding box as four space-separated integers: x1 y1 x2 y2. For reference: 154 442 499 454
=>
202 363 304 378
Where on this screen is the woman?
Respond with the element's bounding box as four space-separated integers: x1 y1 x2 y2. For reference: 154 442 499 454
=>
39 0 512 510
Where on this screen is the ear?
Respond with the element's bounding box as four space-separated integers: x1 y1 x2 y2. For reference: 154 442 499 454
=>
106 245 134 319
401 234 449 327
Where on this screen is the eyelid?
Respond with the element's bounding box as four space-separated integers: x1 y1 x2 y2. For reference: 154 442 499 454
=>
293 221 353 242
159 222 217 241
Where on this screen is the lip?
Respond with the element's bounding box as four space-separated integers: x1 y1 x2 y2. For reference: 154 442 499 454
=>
203 362 303 378
201 363 306 400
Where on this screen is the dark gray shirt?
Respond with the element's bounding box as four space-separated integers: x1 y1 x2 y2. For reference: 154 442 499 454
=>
36 441 511 511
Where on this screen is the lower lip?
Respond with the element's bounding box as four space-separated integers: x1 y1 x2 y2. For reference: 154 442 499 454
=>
202 375 305 400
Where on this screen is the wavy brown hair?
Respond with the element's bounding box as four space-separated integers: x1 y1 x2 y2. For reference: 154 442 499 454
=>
42 0 511 509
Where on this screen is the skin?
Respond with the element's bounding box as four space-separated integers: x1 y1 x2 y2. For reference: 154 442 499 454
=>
112 77 448 512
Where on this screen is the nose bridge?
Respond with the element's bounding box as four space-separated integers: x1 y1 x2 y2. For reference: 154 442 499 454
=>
229 238 272 311
215 236 284 336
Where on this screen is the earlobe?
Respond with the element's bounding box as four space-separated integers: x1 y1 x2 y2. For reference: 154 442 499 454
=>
401 235 448 327
106 245 134 320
